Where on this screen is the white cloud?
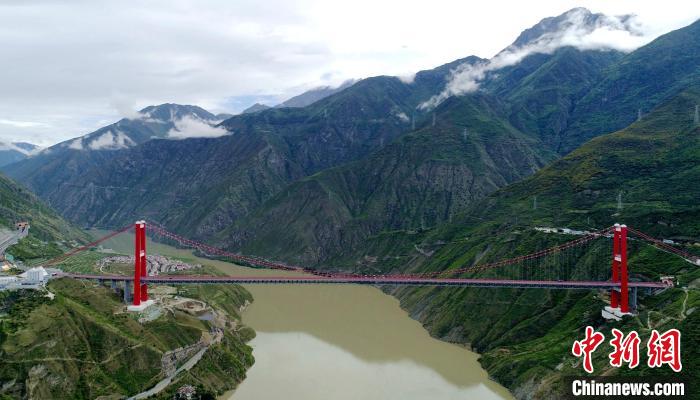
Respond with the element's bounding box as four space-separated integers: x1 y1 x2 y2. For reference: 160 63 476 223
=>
0 1 697 145
393 110 410 123
109 95 141 120
67 138 84 150
167 116 230 139
397 73 416 84
0 119 50 129
420 9 660 110
0 141 41 155
87 130 135 150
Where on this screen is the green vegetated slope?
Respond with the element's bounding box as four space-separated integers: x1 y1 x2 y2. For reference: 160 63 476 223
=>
1 215 256 399
488 48 624 152
3 74 440 236
373 88 700 397
211 18 696 268
562 19 700 153
3 13 638 246
1 173 87 260
0 173 83 242
132 17 700 268
224 93 554 266
0 279 253 399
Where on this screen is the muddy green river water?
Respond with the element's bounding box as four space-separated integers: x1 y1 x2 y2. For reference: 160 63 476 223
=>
97 231 512 400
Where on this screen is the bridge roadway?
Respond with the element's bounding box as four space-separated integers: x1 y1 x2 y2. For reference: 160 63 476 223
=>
63 273 670 290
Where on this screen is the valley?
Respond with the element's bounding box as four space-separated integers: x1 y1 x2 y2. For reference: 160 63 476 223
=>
0 5 698 400
96 231 514 400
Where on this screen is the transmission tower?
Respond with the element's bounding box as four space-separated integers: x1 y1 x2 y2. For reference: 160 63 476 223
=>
694 104 699 126
637 108 643 121
533 195 537 210
432 113 436 127
617 191 623 211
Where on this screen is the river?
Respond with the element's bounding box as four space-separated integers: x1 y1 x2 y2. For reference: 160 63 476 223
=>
95 230 512 400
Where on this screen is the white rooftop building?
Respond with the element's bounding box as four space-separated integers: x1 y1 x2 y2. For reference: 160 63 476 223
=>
21 267 49 283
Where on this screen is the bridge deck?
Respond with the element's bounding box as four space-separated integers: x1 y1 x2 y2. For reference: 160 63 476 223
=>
64 273 669 289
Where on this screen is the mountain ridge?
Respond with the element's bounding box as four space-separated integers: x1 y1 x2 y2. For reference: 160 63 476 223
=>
0 142 40 167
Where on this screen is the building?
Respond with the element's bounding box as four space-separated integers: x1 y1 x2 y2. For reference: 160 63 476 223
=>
23 267 48 283
0 275 19 288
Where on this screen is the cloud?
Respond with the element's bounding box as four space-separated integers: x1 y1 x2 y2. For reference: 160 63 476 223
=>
87 130 135 150
167 116 230 139
397 73 416 84
0 119 50 129
0 141 42 155
393 110 410 123
110 95 141 120
0 1 698 145
420 9 657 110
67 138 83 150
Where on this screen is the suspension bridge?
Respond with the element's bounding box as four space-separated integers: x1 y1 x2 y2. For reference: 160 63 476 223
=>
45 221 696 318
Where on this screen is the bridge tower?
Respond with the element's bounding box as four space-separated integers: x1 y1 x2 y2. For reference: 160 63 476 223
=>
127 220 153 311
603 223 631 320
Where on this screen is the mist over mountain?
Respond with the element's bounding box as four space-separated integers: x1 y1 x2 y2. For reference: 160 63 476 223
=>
508 7 642 49
0 142 40 167
422 7 650 110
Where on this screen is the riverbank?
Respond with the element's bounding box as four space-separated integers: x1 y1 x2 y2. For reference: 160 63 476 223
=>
93 230 513 399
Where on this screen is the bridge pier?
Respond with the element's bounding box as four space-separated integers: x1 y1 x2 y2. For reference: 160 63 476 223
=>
123 281 131 303
630 287 637 311
110 279 117 292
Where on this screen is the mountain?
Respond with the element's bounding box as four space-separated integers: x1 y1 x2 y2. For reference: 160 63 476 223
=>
6 9 696 258
206 13 700 266
11 55 540 238
223 93 553 265
67 103 222 150
0 270 254 399
0 142 39 167
427 9 699 155
507 7 638 50
558 18 700 153
216 112 234 120
14 103 220 155
276 79 357 108
369 86 700 398
2 9 699 398
241 103 271 114
2 103 227 208
484 47 624 152
5 74 431 235
0 171 87 262
0 172 84 243
465 7 648 154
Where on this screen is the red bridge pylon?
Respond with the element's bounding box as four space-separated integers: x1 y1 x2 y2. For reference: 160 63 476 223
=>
603 223 632 320
128 220 153 311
